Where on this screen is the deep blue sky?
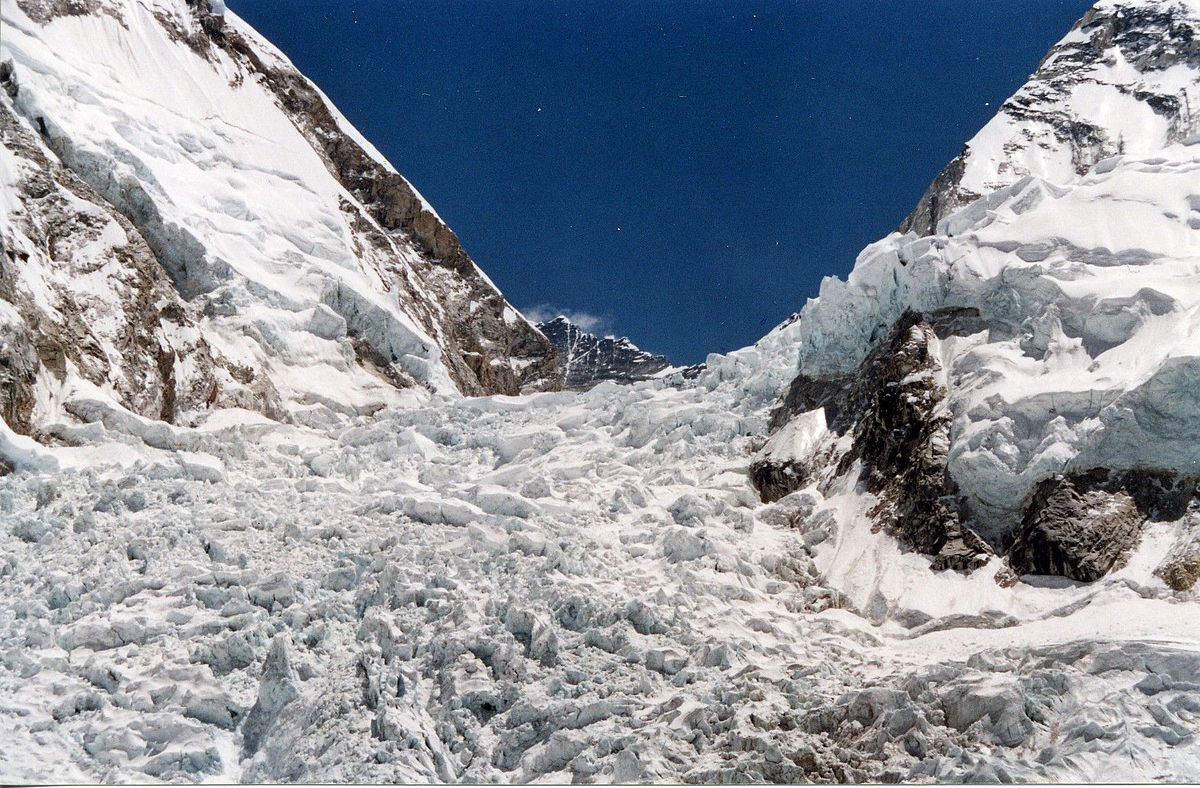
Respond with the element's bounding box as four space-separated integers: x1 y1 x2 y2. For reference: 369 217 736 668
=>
229 0 1092 364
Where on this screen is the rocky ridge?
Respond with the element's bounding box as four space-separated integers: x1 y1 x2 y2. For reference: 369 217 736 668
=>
900 0 1200 234
536 316 670 390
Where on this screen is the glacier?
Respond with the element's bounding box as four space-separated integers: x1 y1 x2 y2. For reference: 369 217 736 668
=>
5 0 1200 783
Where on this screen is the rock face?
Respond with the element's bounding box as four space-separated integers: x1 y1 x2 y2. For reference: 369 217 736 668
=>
753 309 992 572
1009 475 1142 581
0 0 559 446
537 316 669 389
899 0 1200 234
760 298 1200 581
1010 469 1197 581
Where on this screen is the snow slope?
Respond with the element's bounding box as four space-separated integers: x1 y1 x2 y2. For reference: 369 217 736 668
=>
902 0 1200 234
1 0 558 438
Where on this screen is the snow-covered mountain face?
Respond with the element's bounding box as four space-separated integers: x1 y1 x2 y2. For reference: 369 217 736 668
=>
901 0 1200 235
0 0 559 445
758 0 1200 585
536 316 670 389
10 0 1200 784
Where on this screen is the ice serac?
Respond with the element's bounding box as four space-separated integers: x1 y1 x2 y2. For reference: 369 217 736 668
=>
759 0 1200 587
0 93 256 439
0 0 558 442
536 315 670 389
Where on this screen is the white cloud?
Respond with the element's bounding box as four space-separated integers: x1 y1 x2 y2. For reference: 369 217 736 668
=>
522 304 609 334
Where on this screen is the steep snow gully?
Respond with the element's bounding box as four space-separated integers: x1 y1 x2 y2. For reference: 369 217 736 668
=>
6 0 1200 783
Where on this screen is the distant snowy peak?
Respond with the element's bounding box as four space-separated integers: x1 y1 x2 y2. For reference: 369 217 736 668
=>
901 0 1200 234
536 316 670 389
0 0 558 442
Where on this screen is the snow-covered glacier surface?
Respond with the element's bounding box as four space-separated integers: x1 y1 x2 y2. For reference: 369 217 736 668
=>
5 326 1200 783
7 0 1200 783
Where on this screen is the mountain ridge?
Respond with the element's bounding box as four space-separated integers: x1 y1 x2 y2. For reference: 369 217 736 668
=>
1 0 559 450
900 0 1200 234
535 315 670 389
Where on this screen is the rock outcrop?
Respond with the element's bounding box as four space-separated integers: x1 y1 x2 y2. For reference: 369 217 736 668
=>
753 309 992 572
759 298 1200 581
1010 469 1198 581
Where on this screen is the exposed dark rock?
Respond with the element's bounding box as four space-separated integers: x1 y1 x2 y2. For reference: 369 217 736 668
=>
750 458 814 506
762 303 1200 582
187 0 225 37
1077 3 1200 72
1008 477 1141 582
1009 469 1199 581
14 0 112 24
769 373 851 435
897 149 976 236
1157 533 1200 591
537 316 669 389
756 309 992 572
0 60 17 99
0 319 39 434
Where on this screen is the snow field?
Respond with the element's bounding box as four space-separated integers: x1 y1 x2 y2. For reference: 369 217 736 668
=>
3 348 1200 781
